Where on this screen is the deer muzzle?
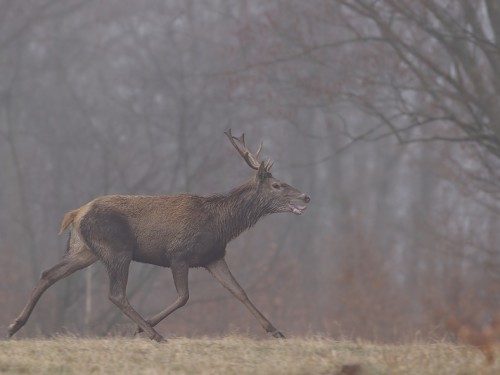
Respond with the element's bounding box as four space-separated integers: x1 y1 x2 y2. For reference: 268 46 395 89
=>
289 194 310 215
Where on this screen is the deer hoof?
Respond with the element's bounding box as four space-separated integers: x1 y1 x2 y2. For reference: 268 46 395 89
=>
133 326 144 336
271 330 286 339
151 333 166 343
7 320 23 338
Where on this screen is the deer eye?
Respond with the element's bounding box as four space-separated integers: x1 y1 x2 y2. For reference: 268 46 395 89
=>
272 182 281 190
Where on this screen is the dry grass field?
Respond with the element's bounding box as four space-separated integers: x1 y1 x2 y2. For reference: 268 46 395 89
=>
0 336 498 375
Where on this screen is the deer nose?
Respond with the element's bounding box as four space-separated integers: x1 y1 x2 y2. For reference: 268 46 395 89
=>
301 194 311 203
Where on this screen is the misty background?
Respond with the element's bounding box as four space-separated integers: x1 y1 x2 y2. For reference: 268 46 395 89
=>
1 0 499 342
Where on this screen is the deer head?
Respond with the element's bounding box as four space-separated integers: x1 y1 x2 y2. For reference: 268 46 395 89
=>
225 129 310 215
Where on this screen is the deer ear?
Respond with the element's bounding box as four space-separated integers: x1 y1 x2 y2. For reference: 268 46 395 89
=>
257 161 269 181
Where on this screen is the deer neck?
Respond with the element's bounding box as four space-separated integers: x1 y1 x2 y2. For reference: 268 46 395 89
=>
215 179 270 243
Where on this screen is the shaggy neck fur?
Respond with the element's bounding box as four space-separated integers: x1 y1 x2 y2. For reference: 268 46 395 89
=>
207 179 272 244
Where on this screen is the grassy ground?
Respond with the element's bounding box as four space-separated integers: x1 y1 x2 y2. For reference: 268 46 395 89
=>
0 336 497 375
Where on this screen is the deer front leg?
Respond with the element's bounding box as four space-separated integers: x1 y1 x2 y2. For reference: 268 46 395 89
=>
134 262 189 336
206 258 285 338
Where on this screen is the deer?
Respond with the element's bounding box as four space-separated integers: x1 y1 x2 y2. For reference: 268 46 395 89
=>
7 129 310 342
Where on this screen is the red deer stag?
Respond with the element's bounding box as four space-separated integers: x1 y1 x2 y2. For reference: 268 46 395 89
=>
8 129 310 342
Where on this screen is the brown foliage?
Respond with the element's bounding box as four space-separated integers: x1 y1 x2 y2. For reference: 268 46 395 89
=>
447 315 500 365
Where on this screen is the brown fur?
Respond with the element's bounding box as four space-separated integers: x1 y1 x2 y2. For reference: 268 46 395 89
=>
7 130 310 342
58 209 79 235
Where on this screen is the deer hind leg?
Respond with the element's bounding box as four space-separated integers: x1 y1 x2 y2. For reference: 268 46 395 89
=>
7 239 97 338
79 207 164 342
135 261 189 336
206 258 285 338
103 253 164 342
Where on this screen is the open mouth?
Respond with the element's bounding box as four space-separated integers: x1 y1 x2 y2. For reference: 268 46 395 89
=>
288 200 308 215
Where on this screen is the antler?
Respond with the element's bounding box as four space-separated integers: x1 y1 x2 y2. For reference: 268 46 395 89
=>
224 129 273 172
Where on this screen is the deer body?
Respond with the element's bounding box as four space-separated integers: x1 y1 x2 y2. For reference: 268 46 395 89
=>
72 180 273 268
7 130 310 342
78 194 229 269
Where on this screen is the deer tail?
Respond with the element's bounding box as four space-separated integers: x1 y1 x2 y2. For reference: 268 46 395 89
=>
58 209 79 236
